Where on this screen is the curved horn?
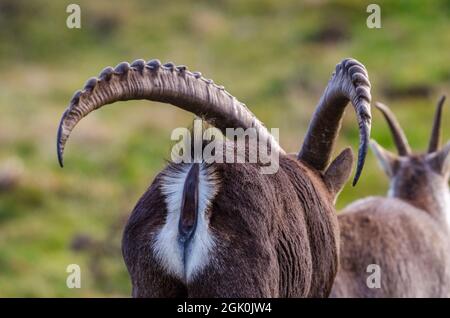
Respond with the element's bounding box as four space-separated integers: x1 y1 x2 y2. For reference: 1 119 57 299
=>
298 58 372 186
375 102 411 156
427 95 446 153
57 59 284 166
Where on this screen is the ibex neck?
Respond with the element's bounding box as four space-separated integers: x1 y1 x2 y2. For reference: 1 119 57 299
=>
389 180 450 230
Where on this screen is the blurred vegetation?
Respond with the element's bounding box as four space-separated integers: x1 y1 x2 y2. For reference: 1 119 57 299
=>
0 0 448 297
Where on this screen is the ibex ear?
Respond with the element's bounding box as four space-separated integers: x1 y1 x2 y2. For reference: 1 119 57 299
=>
428 141 450 176
324 148 354 198
370 140 398 177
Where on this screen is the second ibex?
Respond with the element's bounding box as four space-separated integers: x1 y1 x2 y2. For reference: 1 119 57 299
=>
331 97 450 297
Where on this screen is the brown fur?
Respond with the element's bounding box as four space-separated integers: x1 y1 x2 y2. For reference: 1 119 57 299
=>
331 114 450 297
332 196 450 297
122 144 347 297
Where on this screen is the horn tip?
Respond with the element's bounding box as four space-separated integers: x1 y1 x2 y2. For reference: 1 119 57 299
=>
352 162 364 186
352 155 365 186
352 168 361 186
56 129 64 168
58 153 64 168
353 133 369 187
57 109 68 168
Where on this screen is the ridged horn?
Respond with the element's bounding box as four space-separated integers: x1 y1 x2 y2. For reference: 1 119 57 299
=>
57 59 284 166
298 58 372 186
375 102 411 156
428 95 446 153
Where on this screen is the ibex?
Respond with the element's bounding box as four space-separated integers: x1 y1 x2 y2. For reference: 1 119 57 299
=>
56 58 372 297
331 96 450 298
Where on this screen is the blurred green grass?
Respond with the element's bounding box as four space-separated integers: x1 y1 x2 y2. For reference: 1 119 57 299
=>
0 0 449 297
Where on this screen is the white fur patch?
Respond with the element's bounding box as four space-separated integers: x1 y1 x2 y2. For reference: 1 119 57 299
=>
429 174 450 230
153 163 218 282
442 190 450 229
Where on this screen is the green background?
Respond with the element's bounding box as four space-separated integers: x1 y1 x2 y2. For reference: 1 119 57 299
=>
0 0 449 296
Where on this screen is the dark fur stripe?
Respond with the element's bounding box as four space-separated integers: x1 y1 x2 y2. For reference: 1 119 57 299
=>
179 163 200 244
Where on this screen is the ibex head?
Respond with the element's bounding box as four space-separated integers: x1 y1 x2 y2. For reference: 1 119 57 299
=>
56 58 371 297
371 96 450 214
